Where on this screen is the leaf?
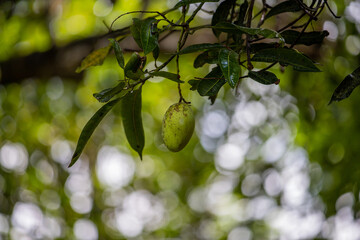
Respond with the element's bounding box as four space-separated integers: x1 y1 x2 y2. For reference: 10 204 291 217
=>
248 70 279 85
211 0 235 37
329 66 360 104
153 45 160 61
93 82 126 103
252 48 320 72
140 18 159 55
198 66 225 96
69 98 121 167
250 42 279 53
218 48 241 88
281 30 329 46
149 71 184 83
188 79 200 90
174 0 220 8
213 22 285 43
234 0 248 26
76 46 111 73
125 52 144 80
193 50 219 68
109 39 125 69
121 87 145 159
131 18 143 48
178 43 225 55
265 0 301 20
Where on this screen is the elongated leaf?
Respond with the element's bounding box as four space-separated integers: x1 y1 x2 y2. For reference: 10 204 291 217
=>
252 48 320 72
76 46 111 73
248 70 279 85
250 42 279 53
109 39 125 69
69 98 121 167
218 49 241 88
211 0 235 37
234 0 248 26
265 0 301 19
329 67 360 104
140 18 159 55
131 18 143 48
198 66 225 96
188 79 200 90
174 0 219 8
93 82 126 103
178 43 225 55
153 45 160 61
214 22 285 43
149 71 184 83
193 50 219 68
121 88 145 159
281 30 329 46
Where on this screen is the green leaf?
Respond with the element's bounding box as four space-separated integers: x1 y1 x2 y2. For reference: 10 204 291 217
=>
153 45 160 61
218 49 241 88
131 18 143 48
198 66 225 96
193 50 219 68
252 48 320 72
69 98 121 167
329 66 360 104
234 0 248 26
248 70 279 85
140 18 159 55
211 0 235 37
76 46 111 73
281 30 329 46
121 88 145 159
250 43 279 53
125 52 144 80
148 71 184 83
174 0 219 8
178 43 225 55
109 39 125 69
188 79 200 90
265 0 301 19
93 82 126 103
213 22 285 43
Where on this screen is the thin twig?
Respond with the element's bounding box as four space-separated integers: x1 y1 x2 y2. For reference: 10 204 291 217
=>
246 0 255 70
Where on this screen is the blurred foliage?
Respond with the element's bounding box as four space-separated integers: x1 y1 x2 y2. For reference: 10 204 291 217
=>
1 0 360 239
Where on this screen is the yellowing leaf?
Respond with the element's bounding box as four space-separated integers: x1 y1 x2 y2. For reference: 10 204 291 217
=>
76 46 111 73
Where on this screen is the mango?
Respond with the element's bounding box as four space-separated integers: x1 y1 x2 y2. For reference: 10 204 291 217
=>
162 102 195 152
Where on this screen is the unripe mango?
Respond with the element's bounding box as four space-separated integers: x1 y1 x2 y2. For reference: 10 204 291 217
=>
162 102 195 152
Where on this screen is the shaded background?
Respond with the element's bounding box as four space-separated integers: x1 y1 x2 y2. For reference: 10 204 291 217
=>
1 0 360 239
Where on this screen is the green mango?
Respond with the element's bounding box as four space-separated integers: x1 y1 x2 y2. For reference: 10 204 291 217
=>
162 102 195 152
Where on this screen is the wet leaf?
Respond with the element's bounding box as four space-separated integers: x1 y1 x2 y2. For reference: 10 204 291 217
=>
248 70 279 85
211 0 235 37
281 30 329 46
140 18 159 55
329 66 360 104
131 18 143 48
69 98 122 167
149 71 184 83
93 82 126 103
76 46 111 73
265 0 301 19
178 43 225 55
121 88 145 159
252 48 320 72
218 48 241 88
198 66 225 96
109 39 125 69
